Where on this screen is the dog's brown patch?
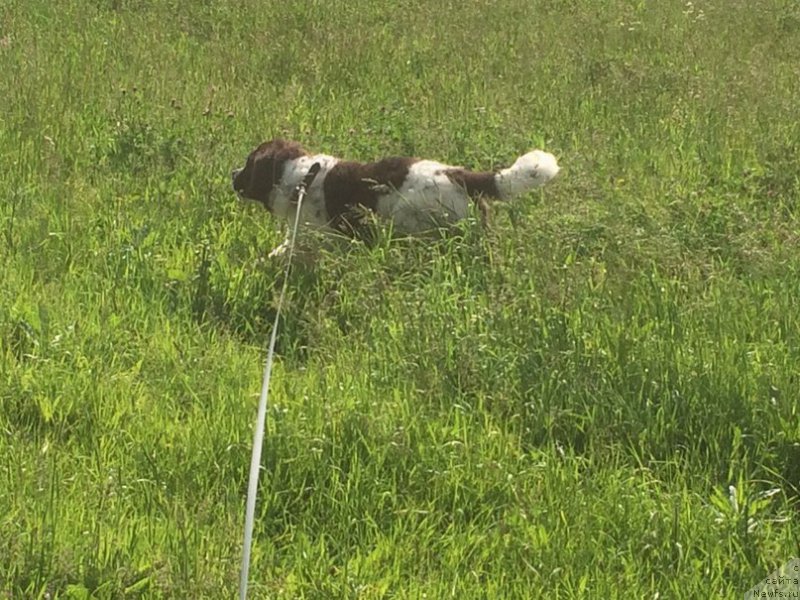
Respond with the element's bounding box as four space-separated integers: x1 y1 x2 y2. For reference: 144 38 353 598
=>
232 139 307 209
444 169 499 226
443 168 500 200
323 156 418 232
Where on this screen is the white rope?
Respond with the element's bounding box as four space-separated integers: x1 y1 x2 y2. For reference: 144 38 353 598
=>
239 163 320 600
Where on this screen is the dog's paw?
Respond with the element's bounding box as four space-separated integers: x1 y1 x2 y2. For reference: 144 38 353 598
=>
268 240 290 258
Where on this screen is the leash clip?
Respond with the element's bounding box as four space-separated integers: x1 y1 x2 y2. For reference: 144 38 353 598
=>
291 162 322 202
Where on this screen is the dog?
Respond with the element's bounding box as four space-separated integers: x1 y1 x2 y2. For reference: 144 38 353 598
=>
231 139 560 256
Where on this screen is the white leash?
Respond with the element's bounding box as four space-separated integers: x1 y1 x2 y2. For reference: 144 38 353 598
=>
239 162 321 600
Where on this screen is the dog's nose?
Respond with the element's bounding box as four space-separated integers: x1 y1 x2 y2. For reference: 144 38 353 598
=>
231 168 244 194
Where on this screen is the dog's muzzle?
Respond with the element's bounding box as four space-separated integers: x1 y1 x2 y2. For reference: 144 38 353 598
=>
231 168 244 195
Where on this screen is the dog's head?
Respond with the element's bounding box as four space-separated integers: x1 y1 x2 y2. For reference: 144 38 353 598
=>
231 139 307 212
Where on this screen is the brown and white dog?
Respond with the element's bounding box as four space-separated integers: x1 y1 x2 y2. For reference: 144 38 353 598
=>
231 139 559 256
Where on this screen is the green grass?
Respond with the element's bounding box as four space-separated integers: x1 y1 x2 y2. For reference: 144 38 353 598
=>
2 0 799 597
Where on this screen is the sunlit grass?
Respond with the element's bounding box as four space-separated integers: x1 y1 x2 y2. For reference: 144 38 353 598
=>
1 0 799 597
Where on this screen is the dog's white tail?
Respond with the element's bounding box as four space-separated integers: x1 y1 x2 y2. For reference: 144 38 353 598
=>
495 150 560 200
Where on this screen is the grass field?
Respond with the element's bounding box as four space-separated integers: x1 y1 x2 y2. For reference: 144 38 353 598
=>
2 0 799 597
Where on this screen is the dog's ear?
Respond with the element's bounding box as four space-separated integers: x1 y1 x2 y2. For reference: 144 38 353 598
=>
244 142 280 207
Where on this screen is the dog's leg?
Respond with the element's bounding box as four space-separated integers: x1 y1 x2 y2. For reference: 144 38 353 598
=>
477 195 491 229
